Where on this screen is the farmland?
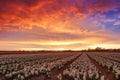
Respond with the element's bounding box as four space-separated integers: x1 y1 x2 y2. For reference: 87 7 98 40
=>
0 51 120 80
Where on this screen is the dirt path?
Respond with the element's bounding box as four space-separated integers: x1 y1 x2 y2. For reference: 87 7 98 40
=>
50 54 82 80
29 54 82 80
87 54 115 80
29 74 47 80
0 76 4 80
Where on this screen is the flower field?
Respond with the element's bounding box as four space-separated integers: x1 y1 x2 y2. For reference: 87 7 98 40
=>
0 51 120 80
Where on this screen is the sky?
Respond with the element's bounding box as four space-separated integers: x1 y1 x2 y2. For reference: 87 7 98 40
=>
0 0 120 51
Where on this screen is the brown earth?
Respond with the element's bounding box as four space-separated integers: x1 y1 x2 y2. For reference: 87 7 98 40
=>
87 54 115 80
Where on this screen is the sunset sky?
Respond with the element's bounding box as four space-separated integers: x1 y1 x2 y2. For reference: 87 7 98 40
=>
0 0 120 50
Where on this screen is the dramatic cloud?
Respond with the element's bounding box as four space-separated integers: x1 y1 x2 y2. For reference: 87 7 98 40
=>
0 0 120 50
114 21 120 25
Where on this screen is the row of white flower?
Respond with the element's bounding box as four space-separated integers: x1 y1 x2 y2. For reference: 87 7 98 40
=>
57 53 105 80
0 53 79 80
0 53 74 65
88 52 120 79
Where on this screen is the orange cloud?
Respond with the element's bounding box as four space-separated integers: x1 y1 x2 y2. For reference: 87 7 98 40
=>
0 0 120 50
0 0 119 32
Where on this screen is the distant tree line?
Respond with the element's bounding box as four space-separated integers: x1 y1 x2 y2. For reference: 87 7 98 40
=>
82 47 120 52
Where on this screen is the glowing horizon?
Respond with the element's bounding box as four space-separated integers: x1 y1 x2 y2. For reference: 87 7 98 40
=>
0 0 120 50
